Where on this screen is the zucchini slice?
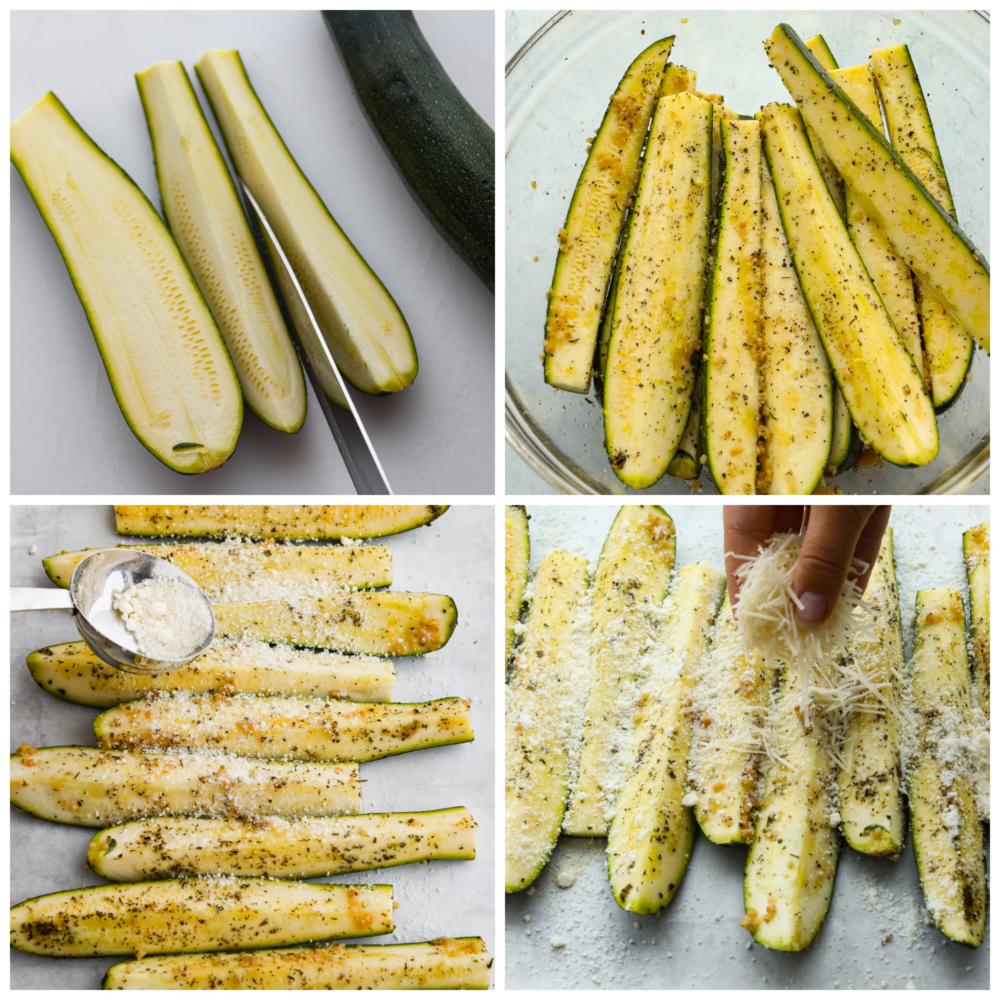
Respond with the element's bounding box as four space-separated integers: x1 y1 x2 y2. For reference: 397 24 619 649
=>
963 520 990 720
667 369 703 481
26 639 394 708
757 153 832 494
760 102 939 467
505 548 589 891
213 592 456 655
114 504 447 540
703 118 762 495
827 391 861 477
607 563 725 912
10 878 392 957
136 61 306 433
504 505 530 667
89 807 476 880
10 93 243 473
765 24 989 353
565 506 675 835
836 529 905 855
10 745 360 827
907 589 986 947
870 44 975 407
102 937 493 989
194 49 417 396
94 694 474 762
603 94 713 488
743 668 840 951
543 35 674 393
42 540 391 594
801 33 845 218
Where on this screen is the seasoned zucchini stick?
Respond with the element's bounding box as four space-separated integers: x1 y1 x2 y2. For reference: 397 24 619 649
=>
505 549 589 891
10 745 360 827
89 807 476 880
213 592 456 655
114 504 448 540
871 44 975 408
801 34 845 217
565 506 676 835
543 36 674 393
504 505 530 667
10 878 392 957
836 529 905 855
743 668 840 951
102 937 493 989
27 639 393 707
703 118 762 495
963 520 989 720
668 367 703 481
94 694 473 762
760 102 938 467
43 541 391 595
907 589 986 947
603 94 713 488
607 563 725 912
689 596 770 843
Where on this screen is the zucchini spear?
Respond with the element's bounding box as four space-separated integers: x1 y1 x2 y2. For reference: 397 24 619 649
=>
504 505 530 667
963 520 989 721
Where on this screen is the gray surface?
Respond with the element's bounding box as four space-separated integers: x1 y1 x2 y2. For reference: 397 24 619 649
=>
505 503 989 990
11 505 495 989
11 11 495 495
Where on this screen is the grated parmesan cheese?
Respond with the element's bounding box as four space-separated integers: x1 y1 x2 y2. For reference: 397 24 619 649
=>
113 578 212 660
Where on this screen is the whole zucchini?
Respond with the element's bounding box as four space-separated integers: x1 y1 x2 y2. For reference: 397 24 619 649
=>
323 11 494 292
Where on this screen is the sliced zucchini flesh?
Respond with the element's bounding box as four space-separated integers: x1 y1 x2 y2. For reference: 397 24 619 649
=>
963 520 989 721
504 505 530 667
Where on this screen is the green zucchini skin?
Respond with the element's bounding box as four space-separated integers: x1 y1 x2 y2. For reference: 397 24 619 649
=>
323 11 494 293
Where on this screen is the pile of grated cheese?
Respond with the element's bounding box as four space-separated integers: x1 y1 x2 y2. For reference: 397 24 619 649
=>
113 577 212 660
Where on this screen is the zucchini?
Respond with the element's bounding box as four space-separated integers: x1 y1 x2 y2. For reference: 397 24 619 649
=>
42 540 392 594
760 102 939 467
667 368 703 481
102 937 493 989
603 94 713 488
504 505 530 667
194 49 417 396
10 878 392 957
607 563 725 912
323 11 494 292
836 529 905 855
26 639 394 708
963 520 989 720
757 153 832 494
10 745 360 827
907 589 986 947
505 548 589 891
94 694 474 762
743 667 840 951
703 118 762 496
136 61 306 434
543 36 674 393
801 33 845 218
565 505 675 835
89 807 476 880
828 392 863 477
9 93 243 473
114 504 447 540
870 44 975 407
765 24 989 353
213 592 456 655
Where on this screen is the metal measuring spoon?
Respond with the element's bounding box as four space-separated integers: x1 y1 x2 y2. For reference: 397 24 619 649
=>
10 549 215 675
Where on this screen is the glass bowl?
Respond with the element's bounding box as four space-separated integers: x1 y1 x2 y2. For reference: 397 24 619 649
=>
505 9 989 494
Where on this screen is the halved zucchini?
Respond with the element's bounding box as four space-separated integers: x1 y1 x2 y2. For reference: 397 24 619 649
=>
137 61 306 433
10 878 392 957
9 745 360 827
801 33 845 217
963 520 989 720
10 93 242 473
102 937 493 989
89 807 476 880
760 102 938 467
26 639 394 708
213 592 456 655
93 694 473 761
194 49 416 396
114 504 447 540
504 505 530 667
543 36 674 393
603 94 713 488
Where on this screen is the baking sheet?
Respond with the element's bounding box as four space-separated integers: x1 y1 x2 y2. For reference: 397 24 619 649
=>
11 505 494 989
504 503 989 990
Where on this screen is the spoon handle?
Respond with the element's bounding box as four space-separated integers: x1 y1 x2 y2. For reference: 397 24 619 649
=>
9 587 73 611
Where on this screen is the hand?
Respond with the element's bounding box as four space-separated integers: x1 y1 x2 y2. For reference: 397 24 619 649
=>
723 505 891 624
